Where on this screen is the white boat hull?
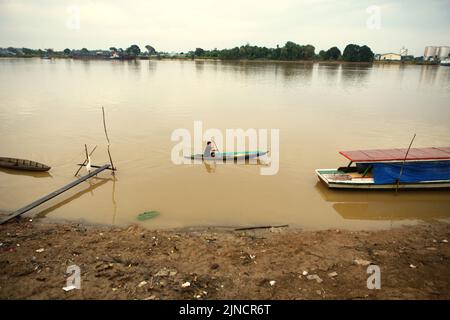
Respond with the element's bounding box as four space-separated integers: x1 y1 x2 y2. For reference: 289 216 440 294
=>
316 169 450 190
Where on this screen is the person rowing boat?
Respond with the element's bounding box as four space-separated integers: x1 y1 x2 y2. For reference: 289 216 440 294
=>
203 141 217 158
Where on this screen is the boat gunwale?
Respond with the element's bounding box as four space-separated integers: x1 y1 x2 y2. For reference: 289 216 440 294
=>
315 168 450 189
0 157 51 171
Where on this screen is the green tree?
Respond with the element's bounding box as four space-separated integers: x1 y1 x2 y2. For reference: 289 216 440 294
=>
359 45 374 62
326 46 341 60
318 50 327 60
22 48 36 55
126 44 141 57
63 48 71 55
303 45 315 60
282 41 301 60
194 48 205 56
109 47 117 52
145 45 156 55
343 44 373 62
342 44 360 62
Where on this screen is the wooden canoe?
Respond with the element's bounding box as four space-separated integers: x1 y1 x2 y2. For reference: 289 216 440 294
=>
187 151 268 161
0 157 51 172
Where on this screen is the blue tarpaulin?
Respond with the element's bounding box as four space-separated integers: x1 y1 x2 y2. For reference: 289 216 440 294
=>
372 161 450 184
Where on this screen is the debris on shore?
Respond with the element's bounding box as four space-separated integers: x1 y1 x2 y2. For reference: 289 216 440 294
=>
0 219 449 299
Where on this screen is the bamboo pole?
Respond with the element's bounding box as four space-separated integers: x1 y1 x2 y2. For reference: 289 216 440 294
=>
396 133 416 193
102 106 116 172
74 145 97 176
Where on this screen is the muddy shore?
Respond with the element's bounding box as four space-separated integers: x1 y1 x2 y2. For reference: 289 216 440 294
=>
0 219 449 300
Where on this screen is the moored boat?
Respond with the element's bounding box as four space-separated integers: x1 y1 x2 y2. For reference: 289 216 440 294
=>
316 147 450 189
440 59 450 66
0 157 51 172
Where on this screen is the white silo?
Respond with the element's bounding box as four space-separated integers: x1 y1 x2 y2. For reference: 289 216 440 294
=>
438 46 450 60
424 46 437 60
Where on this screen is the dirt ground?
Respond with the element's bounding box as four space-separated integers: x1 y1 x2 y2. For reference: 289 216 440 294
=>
0 219 449 300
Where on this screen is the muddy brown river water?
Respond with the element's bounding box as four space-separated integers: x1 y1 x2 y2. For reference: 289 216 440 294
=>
0 58 449 229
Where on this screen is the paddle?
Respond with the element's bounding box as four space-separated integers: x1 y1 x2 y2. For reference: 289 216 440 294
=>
211 138 220 155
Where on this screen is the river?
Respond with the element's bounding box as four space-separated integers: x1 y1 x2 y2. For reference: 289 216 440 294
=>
0 58 449 229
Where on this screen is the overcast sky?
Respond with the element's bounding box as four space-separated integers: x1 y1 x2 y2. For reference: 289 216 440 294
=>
0 0 449 56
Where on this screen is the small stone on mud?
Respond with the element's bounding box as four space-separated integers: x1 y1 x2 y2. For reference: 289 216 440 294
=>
181 281 191 288
269 280 276 286
442 239 448 243
354 259 371 266
35 248 44 253
144 295 157 300
307 274 323 283
410 264 417 269
210 263 219 270
328 272 338 278
155 268 170 277
138 281 147 288
302 271 308 276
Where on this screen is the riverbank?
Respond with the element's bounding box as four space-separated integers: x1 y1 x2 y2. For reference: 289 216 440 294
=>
1 56 441 66
0 219 448 299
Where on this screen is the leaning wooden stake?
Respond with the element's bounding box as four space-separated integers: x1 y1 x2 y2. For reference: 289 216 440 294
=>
396 133 416 193
102 106 116 172
74 145 97 176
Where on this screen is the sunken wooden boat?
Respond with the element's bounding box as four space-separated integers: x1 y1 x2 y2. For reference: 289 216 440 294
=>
0 157 51 172
316 147 450 189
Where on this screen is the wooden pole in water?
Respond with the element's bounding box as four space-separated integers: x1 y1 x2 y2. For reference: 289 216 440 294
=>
0 164 110 225
102 107 116 172
396 133 416 193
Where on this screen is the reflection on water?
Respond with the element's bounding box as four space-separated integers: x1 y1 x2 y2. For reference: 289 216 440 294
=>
202 159 268 174
315 182 450 221
203 161 216 173
333 202 450 221
34 176 112 219
0 168 52 178
0 58 449 230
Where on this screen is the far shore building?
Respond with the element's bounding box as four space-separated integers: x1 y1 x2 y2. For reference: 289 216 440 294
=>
377 53 402 61
424 46 450 61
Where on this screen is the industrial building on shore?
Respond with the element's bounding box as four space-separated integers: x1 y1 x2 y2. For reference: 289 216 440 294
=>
424 46 450 61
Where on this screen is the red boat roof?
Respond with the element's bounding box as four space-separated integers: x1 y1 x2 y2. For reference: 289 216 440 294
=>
339 147 450 162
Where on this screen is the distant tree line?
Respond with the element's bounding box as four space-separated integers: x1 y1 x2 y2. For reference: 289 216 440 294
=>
192 42 316 61
0 44 159 59
192 42 375 62
1 42 376 62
